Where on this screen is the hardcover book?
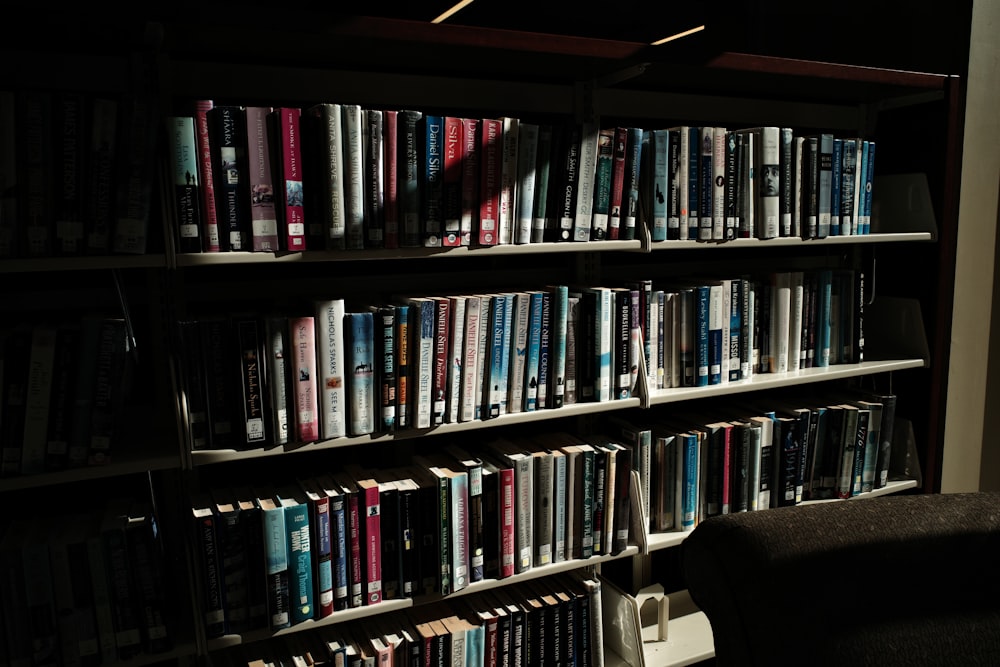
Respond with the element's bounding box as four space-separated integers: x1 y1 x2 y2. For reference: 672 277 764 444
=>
479 118 503 246
303 103 346 249
235 318 269 448
277 487 315 625
245 105 279 252
443 116 464 246
423 114 445 247
315 298 347 440
590 127 614 241
193 99 221 251
515 121 539 245
498 116 519 245
398 109 424 247
607 126 628 240
256 491 291 630
208 105 250 251
297 478 334 618
346 311 376 436
383 109 400 249
342 103 366 249
289 316 320 443
573 121 599 242
364 108 385 248
165 115 203 253
460 117 480 246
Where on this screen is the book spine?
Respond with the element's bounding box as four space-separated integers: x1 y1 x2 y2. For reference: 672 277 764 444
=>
590 127 614 240
193 100 221 251
498 117 519 245
375 306 397 433
451 472 470 592
289 316 320 443
209 105 249 251
166 115 203 254
282 498 314 624
507 293 529 414
780 127 794 236
461 296 482 422
235 319 269 447
479 118 502 246
532 124 554 244
623 127 643 240
423 114 444 246
398 110 423 247
817 133 833 238
650 129 669 242
382 109 399 249
245 106 279 252
448 296 466 423
342 104 365 249
265 317 291 446
552 452 567 562
345 487 363 607
112 83 158 254
524 292 544 412
347 312 376 436
712 126 726 239
830 137 843 236
306 486 334 618
395 304 411 430
606 127 628 240
555 123 581 242
573 122 599 241
315 103 346 249
364 108 385 248
461 118 480 246
432 298 451 425
515 122 539 245
360 482 383 605
698 126 714 240
18 90 53 257
805 135 819 238
261 500 290 629
329 490 350 611
85 96 118 255
192 506 226 638
316 299 347 439
863 140 876 234
415 299 435 429
443 116 464 246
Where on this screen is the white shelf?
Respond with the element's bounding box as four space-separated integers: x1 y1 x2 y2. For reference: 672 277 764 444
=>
639 590 716 667
190 397 642 466
645 359 926 407
647 231 933 251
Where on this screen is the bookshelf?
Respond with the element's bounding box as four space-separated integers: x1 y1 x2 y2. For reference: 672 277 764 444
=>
0 11 961 667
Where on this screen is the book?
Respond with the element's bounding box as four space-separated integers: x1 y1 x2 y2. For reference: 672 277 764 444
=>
531 123 555 244
316 475 351 611
208 105 250 251
256 491 291 630
442 116 464 247
262 317 290 446
277 487 314 625
371 305 397 433
780 127 794 236
345 311 376 436
515 121 539 244
574 121 600 242
364 108 386 248
315 298 347 440
698 126 714 240
423 114 445 247
354 477 384 605
302 102 345 249
407 297 433 429
461 117 480 246
621 126 643 240
478 117 502 246
165 115 203 253
297 478 334 618
712 126 727 240
431 296 452 425
85 96 119 255
342 103 366 249
398 109 424 247
192 99 221 251
590 127 614 240
498 116 519 245
232 318 270 448
444 444 487 584
289 315 320 443
394 303 411 431
383 109 400 249
649 128 669 242
191 493 227 638
245 105 279 252
332 473 364 608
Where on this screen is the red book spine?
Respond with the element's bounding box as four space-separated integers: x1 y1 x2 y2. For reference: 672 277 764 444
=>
442 116 463 247
499 466 515 578
290 316 319 442
461 118 480 247
194 100 221 251
478 118 502 246
721 424 732 514
383 110 399 249
432 297 451 426
608 126 628 240
275 107 306 251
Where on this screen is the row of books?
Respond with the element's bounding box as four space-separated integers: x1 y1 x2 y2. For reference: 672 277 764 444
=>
637 388 899 534
642 126 877 242
216 574 606 667
191 431 634 638
0 87 161 259
1 317 135 478
168 100 879 255
0 498 174 667
642 267 864 393
177 284 642 451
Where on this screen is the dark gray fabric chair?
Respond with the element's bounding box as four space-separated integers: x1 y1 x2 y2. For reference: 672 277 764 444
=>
681 492 1000 666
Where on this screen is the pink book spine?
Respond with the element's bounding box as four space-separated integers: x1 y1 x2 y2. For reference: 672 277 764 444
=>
246 105 279 252
478 119 502 246
194 100 221 251
290 316 319 442
277 107 306 251
461 118 480 247
432 297 451 426
383 110 399 249
499 466 515 578
362 482 382 605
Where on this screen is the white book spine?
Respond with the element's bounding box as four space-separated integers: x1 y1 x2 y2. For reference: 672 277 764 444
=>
760 127 781 239
324 103 346 244
719 280 730 383
415 300 434 429
499 117 519 245
788 272 804 372
770 273 791 373
553 453 567 563
507 293 529 414
474 295 491 420
342 104 365 249
648 292 659 390
596 287 612 402
677 127 690 240
573 122 599 241
460 296 481 422
316 299 346 439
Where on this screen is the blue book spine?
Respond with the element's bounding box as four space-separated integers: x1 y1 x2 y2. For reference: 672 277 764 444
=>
347 312 375 436
281 498 313 625
537 290 552 410
486 294 509 418
497 294 514 415
863 140 875 234
330 493 349 611
817 269 833 367
681 433 699 531
694 285 710 387
650 129 669 242
830 138 843 236
687 126 700 240
261 502 290 630
667 128 682 239
423 114 444 246
525 291 544 411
